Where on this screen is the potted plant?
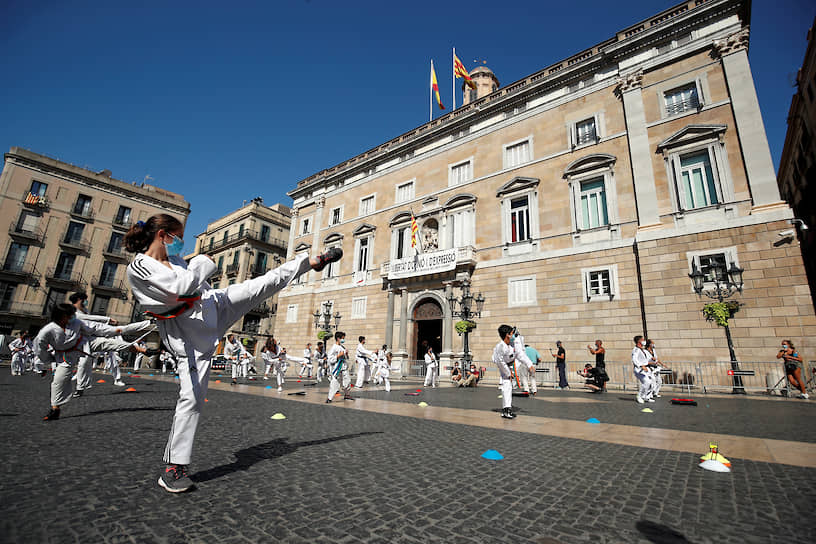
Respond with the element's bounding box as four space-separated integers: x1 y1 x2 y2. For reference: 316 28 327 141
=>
701 300 741 327
455 320 477 336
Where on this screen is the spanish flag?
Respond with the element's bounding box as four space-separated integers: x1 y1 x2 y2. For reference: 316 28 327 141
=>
410 212 421 251
431 60 445 110
454 53 476 90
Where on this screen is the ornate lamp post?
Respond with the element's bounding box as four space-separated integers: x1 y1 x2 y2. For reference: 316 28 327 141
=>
447 279 485 366
313 300 342 337
689 261 745 394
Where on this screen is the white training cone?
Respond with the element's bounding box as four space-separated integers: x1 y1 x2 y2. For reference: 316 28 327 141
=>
418 401 428 407
270 413 287 420
699 459 731 472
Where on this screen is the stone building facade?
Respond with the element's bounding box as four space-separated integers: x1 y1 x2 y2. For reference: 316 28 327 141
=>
185 197 291 353
0 147 189 335
274 0 815 370
778 17 816 310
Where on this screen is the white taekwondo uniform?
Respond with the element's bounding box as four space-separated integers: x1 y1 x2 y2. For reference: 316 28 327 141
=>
513 334 537 394
355 342 374 388
376 349 391 392
9 337 32 375
299 346 313 378
492 340 515 410
327 342 350 400
423 350 438 388
632 346 653 403
224 338 242 380
35 318 123 407
127 251 311 466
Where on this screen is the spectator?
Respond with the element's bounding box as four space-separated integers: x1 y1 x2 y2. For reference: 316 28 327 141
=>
551 341 568 389
450 362 462 384
576 363 609 393
587 339 606 390
459 364 480 387
777 340 808 399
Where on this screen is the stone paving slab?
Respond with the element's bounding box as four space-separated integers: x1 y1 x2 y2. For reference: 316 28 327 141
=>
1 372 816 544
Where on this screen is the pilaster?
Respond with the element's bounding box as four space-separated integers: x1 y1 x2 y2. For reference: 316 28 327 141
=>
286 208 299 260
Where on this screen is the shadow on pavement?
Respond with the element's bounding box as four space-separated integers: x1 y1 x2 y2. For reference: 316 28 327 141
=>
193 431 383 483
62 406 174 418
636 520 695 544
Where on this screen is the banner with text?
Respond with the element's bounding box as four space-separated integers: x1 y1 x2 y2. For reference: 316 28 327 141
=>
387 248 457 280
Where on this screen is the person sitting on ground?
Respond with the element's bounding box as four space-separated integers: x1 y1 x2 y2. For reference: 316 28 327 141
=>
777 339 808 399
576 363 608 393
459 364 480 388
450 362 462 384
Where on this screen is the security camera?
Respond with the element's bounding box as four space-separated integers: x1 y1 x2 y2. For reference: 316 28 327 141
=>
792 218 809 231
779 229 795 237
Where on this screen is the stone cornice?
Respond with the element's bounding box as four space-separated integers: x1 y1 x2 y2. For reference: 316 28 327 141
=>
616 70 644 94
712 27 750 58
288 0 749 201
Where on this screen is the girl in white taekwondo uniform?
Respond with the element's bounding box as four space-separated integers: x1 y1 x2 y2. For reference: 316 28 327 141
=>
299 343 313 378
512 327 537 395
376 344 391 392
326 331 353 402
631 335 653 404
355 336 375 389
225 334 242 385
493 324 517 419
423 345 438 388
37 304 132 421
124 214 342 493
9 332 32 375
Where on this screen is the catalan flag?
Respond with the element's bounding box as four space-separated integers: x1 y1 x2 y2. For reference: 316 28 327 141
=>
410 212 420 251
454 52 476 90
430 60 445 110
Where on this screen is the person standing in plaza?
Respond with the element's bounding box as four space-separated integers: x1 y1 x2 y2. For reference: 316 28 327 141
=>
777 340 808 399
587 339 606 390
355 336 375 389
423 345 438 388
125 213 342 493
492 325 516 419
225 334 242 385
645 339 667 398
326 331 352 402
102 340 127 387
512 328 537 395
314 341 327 383
299 342 313 378
632 335 653 404
551 341 568 389
376 344 391 392
261 338 287 391
9 331 32 376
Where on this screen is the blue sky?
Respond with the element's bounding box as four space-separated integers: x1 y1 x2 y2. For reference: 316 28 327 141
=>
1 0 814 244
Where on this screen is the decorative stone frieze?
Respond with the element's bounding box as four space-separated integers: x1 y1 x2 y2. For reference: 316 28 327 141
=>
712 27 750 58
616 70 643 94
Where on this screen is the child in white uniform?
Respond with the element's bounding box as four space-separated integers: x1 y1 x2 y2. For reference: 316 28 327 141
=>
9 332 31 376
493 325 516 419
632 335 653 404
326 331 352 402
299 343 313 378
377 345 391 392
225 334 242 385
423 346 438 388
512 328 537 395
125 214 341 493
355 336 375 389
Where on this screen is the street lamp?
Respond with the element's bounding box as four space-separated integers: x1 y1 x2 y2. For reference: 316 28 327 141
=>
447 279 485 367
313 300 341 336
689 261 744 393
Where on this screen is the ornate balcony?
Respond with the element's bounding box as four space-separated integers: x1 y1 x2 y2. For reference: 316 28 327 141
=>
21 192 50 210
226 263 240 276
69 204 95 222
91 277 128 299
112 216 132 231
8 221 44 245
45 267 85 290
0 301 46 318
380 246 477 280
0 261 39 285
102 245 130 263
207 229 288 253
59 233 90 254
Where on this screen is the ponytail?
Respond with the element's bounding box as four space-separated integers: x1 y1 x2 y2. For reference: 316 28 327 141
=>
123 214 183 253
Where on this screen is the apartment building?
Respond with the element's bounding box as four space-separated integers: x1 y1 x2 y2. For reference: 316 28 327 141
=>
0 147 189 335
274 0 815 370
186 197 290 352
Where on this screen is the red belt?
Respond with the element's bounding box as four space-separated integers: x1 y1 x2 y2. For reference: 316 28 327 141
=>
144 294 201 320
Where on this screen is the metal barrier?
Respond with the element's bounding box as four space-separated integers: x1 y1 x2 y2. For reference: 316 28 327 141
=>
459 359 815 399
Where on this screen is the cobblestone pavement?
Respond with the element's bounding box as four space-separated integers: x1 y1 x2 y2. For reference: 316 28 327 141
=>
2 370 815 544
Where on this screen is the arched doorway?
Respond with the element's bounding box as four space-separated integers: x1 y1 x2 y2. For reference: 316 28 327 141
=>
413 298 442 360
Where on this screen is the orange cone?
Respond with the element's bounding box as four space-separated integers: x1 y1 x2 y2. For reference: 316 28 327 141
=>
204 398 209 402
215 380 221 383
96 379 105 383
125 387 136 392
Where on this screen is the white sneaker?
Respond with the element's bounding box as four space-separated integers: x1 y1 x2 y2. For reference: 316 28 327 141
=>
114 381 126 387
71 375 77 381
636 396 645 404
655 394 661 398
647 398 655 403
264 376 269 380
799 393 809 399
277 387 282 392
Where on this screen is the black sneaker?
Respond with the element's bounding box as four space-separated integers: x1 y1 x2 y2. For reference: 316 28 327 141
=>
43 408 60 421
325 399 332 403
343 396 355 401
312 247 343 272
71 390 83 398
158 464 194 493
501 408 516 419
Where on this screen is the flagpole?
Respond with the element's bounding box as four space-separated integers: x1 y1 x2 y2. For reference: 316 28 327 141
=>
429 59 433 123
452 47 456 111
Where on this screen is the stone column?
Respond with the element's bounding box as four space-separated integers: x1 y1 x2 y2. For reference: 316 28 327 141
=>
397 287 409 373
618 70 662 231
385 285 395 350
713 28 784 212
441 282 453 361
310 197 326 282
286 208 299 260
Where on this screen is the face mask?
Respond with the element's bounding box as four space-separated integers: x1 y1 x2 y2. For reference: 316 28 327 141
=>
340 339 345 344
782 345 788 349
165 234 184 256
